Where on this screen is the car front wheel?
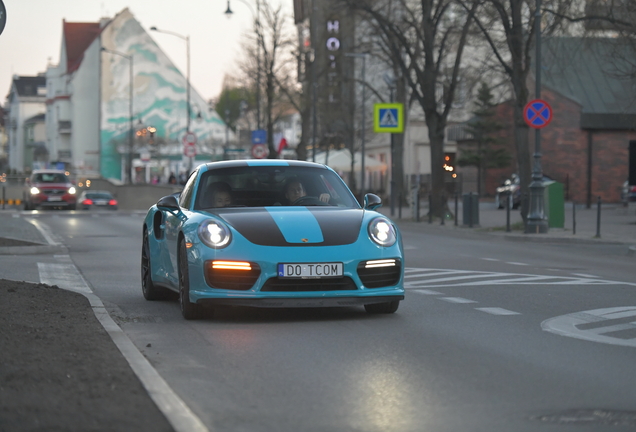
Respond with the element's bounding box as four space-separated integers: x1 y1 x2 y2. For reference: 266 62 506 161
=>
141 231 167 301
179 239 204 320
364 300 400 314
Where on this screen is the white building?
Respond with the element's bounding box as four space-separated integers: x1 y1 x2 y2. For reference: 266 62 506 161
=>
5 75 47 173
45 8 232 183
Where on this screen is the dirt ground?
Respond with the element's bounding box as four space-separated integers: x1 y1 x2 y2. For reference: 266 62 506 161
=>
0 278 174 432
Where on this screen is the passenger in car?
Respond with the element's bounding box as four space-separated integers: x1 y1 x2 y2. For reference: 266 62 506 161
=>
204 181 233 208
283 177 330 205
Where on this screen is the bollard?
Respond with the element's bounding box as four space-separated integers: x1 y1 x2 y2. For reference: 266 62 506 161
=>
428 195 433 224
468 192 474 228
595 196 601 238
572 202 576 235
399 193 402 219
454 193 458 226
415 192 420 222
2 184 5 210
506 192 511 232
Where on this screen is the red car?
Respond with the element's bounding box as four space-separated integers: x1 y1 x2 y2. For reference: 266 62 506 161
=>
24 170 77 210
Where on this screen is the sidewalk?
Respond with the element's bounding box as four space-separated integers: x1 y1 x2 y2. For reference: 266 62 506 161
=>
378 199 636 248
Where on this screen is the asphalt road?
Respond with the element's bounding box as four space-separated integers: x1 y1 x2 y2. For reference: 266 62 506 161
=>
2 210 636 431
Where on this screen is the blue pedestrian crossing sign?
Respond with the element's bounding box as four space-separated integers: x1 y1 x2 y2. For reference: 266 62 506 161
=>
374 103 404 133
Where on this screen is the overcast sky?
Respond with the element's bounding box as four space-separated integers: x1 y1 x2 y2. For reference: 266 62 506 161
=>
0 0 284 104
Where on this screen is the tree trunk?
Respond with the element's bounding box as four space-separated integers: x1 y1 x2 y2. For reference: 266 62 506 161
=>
425 111 448 219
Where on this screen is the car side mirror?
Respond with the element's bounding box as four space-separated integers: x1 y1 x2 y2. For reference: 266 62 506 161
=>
363 193 382 210
157 195 179 211
157 194 187 221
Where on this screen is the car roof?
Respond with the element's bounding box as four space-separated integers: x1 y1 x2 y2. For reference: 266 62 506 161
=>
199 160 329 171
32 169 67 174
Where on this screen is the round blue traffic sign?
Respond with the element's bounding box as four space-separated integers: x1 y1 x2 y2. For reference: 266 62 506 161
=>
0 0 6 36
524 99 552 129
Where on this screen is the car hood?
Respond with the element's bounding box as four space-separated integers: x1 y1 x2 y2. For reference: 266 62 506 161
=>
209 207 365 246
31 183 72 188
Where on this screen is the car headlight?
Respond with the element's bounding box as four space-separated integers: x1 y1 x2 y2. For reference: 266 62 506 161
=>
198 219 232 249
68 186 76 195
368 217 397 247
30 187 40 195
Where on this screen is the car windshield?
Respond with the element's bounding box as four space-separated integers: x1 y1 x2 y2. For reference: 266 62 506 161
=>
33 173 68 183
194 165 359 209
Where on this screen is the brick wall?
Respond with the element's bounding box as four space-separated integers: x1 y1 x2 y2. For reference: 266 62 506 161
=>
476 88 635 204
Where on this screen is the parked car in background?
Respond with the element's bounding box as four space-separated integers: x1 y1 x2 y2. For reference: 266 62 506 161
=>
495 174 520 209
23 169 77 210
622 180 636 206
79 190 118 210
495 174 555 209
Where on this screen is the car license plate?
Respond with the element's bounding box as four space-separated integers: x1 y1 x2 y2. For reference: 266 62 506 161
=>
95 200 107 205
278 262 343 278
48 196 62 201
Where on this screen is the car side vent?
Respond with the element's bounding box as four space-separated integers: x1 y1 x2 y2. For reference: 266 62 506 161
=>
204 262 261 291
357 259 401 288
153 212 164 240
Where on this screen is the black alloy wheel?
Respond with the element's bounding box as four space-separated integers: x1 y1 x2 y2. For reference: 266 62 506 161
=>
179 239 204 320
141 231 165 300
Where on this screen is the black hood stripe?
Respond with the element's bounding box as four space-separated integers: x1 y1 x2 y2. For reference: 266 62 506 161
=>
215 208 363 246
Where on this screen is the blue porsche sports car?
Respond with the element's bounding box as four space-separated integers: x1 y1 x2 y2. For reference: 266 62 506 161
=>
141 160 404 320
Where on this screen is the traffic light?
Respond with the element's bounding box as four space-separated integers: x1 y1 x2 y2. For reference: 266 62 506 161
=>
443 154 457 179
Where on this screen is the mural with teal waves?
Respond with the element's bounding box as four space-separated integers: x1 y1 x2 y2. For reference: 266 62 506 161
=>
100 8 226 180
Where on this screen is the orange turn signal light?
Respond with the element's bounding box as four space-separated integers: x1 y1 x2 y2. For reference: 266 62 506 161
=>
211 261 252 271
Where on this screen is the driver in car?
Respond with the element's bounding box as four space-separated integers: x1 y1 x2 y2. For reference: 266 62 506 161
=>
283 177 330 205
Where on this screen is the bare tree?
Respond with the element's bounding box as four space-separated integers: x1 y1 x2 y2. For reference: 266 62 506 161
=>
344 0 479 218
455 0 578 223
235 1 299 158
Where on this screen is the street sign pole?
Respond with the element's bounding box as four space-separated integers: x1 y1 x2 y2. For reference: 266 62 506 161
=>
526 0 549 234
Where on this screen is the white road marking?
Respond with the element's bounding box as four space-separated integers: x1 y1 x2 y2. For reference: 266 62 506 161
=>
542 307 636 348
504 262 528 266
476 307 521 316
403 268 636 288
37 262 209 432
38 263 92 294
26 218 62 246
439 297 477 304
481 258 500 262
572 273 600 278
412 289 443 295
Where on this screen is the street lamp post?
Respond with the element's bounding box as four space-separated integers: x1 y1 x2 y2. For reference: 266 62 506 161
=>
150 26 193 170
525 0 549 233
101 47 133 184
345 53 367 197
225 0 261 131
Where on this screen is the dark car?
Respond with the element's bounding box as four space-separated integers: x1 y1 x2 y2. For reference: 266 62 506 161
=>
78 190 118 210
24 170 77 210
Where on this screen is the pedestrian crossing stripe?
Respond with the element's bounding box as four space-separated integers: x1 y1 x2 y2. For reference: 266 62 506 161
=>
403 268 636 288
374 103 404 133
